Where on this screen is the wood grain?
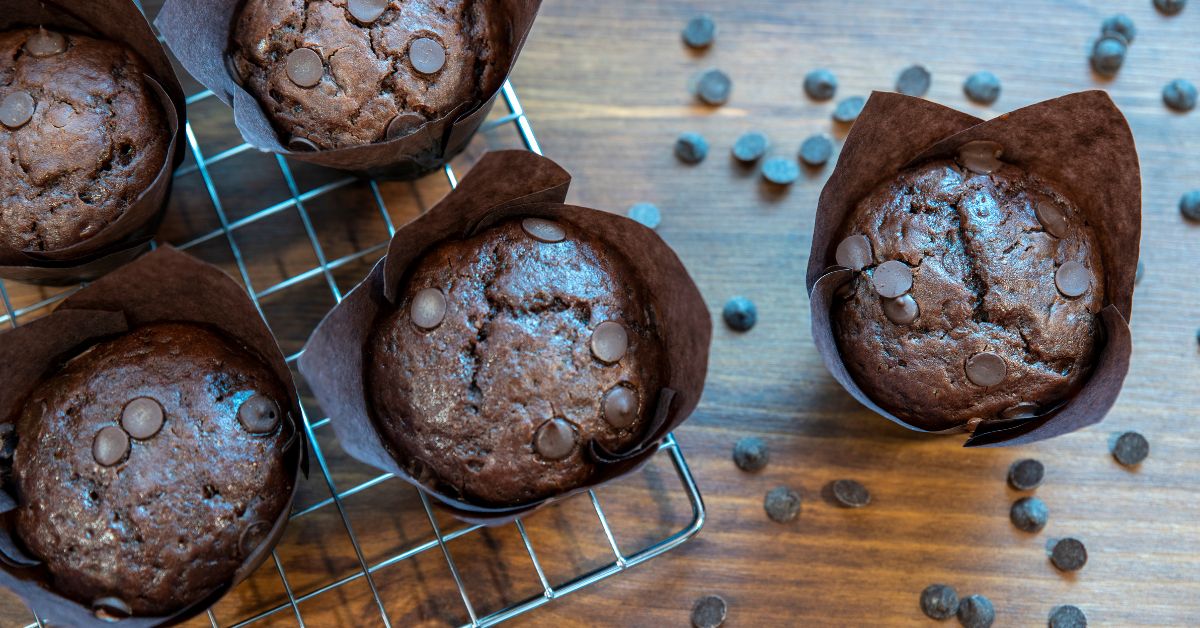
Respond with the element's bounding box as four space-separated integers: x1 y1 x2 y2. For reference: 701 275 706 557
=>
3 0 1199 625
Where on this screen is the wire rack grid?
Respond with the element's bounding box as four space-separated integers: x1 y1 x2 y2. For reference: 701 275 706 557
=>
0 39 706 628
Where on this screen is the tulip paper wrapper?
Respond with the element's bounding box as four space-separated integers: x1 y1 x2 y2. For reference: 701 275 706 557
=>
0 0 186 285
299 151 711 525
0 247 307 626
156 0 542 179
806 91 1139 447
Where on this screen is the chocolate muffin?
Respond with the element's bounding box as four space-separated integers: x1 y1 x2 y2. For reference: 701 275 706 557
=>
367 217 666 506
10 323 293 616
229 0 511 150
0 27 169 257
831 146 1105 431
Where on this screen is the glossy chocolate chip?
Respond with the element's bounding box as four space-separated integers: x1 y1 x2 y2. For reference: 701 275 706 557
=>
26 29 66 57
1154 0 1187 15
287 136 319 152
1010 496 1049 532
732 436 768 472
722 296 757 332
835 235 872 271
1049 537 1088 572
731 131 769 163
803 68 838 101
121 397 164 440
764 486 801 523
92 426 129 467
0 92 35 129
963 71 1001 104
1007 459 1045 491
882 294 919 325
957 594 995 628
521 217 566 243
690 594 727 628
1110 431 1149 466
386 112 425 139
238 394 281 434
831 479 871 508
627 202 662 229
1055 261 1091 297
1101 14 1136 43
238 520 272 557
534 418 577 460
832 96 865 123
966 352 1006 387
1035 200 1069 238
895 64 932 97
1091 37 1127 77
591 321 628 363
693 68 732 106
411 287 447 329
1181 190 1200 222
957 140 1004 174
348 0 388 22
286 48 323 87
410 37 446 74
93 596 132 622
920 584 959 620
675 131 709 164
1163 78 1198 112
602 385 638 429
1049 605 1088 628
799 133 834 167
871 260 912 298
681 15 716 49
760 157 799 185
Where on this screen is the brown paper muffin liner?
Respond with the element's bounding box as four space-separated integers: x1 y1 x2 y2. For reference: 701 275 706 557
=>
156 0 542 180
806 91 1139 447
0 247 307 626
0 0 187 285
299 151 711 525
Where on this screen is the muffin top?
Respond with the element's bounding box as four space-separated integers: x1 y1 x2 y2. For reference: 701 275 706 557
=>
11 323 293 617
230 0 510 150
367 218 666 507
0 27 169 258
832 154 1105 431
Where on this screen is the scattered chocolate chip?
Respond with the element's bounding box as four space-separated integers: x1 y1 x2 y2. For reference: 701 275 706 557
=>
832 96 865 123
1163 79 1198 112
1154 0 1187 16
386 112 425 139
675 132 709 164
1055 261 1092 298
690 594 727 628
1049 537 1088 572
693 68 732 106
285 48 323 87
411 287 448 329
835 234 873 271
121 397 164 440
287 136 319 152
534 418 577 460
409 37 446 74
1049 605 1088 628
723 296 757 332
682 15 716 49
760 157 799 185
920 584 959 620
591 320 628 363
1090 37 1127 77
601 385 638 429
957 594 995 628
1010 496 1049 532
1007 458 1045 490
347 0 388 23
963 71 1000 105
871 260 912 298
627 202 662 229
92 426 129 467
1101 14 1136 44
803 68 838 101
1110 431 1149 466
92 596 132 622
26 28 66 57
799 133 834 167
0 91 35 129
957 140 1004 174
732 131 769 163
238 520 272 558
764 486 801 523
831 479 871 508
895 64 932 97
965 352 1007 387
1035 200 1069 238
238 394 281 434
732 436 768 472
882 294 919 324
521 217 566 243
1181 190 1200 221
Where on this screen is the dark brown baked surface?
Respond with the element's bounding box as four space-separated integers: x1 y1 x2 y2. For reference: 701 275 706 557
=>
230 0 510 150
832 159 1105 431
0 27 169 257
11 323 292 616
367 218 665 507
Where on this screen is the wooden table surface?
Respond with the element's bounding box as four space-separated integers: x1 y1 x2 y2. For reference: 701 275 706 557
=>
3 0 1199 626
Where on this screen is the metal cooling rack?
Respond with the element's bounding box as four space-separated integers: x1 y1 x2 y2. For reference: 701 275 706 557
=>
1 32 706 628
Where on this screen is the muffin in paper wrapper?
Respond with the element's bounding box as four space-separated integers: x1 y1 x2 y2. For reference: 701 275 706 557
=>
300 151 711 525
806 91 1139 447
0 0 186 285
0 247 307 626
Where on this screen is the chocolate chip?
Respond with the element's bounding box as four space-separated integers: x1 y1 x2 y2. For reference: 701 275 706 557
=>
521 217 566 243
731 131 769 163
957 140 1004 175
963 71 1001 105
835 234 873 271
386 112 426 139
1110 431 1149 466
1164 78 1199 112
803 69 838 101
285 48 323 87
410 287 447 329
92 596 131 622
121 397 164 440
0 92 35 129
1002 402 1040 421
920 584 959 620
871 260 912 298
682 15 716 49
957 594 995 628
1035 200 1069 238
832 96 865 123
1101 14 1136 43
410 37 446 74
722 296 757 332
1010 496 1049 532
287 136 319 152
799 133 834 167
1154 0 1187 16
831 479 871 508
690 594 727 628
238 394 281 434
1049 605 1088 628
675 132 709 164
627 202 662 229
1090 37 1126 76
693 68 732 106
348 0 388 23
763 486 801 523
47 103 72 128
895 64 932 97
732 436 768 472
238 520 272 558
601 385 638 429
1049 537 1088 572
965 352 1006 387
591 321 628 363
1007 458 1045 490
760 157 799 185
1055 261 1092 298
534 418 577 460
92 426 129 467
882 294 919 325
25 28 66 57
1181 190 1200 221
